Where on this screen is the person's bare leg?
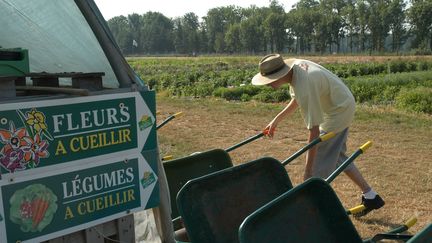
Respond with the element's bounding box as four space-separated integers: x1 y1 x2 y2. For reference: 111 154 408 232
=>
344 165 371 193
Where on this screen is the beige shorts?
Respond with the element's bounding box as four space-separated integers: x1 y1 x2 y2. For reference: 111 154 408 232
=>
311 128 356 179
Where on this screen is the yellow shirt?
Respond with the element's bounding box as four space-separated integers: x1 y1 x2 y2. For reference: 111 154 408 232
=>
289 59 355 133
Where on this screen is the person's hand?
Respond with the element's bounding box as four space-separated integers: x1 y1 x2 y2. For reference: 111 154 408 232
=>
263 120 278 138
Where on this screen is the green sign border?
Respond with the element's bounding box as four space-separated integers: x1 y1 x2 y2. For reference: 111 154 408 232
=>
0 91 156 177
0 155 157 243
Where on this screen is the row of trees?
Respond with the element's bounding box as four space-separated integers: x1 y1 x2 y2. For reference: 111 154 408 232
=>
107 0 432 55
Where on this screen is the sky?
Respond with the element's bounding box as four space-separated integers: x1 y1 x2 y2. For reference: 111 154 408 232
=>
94 0 299 20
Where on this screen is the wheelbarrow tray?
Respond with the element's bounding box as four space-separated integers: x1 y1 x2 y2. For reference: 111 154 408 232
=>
407 223 432 243
239 178 362 243
177 157 293 243
163 148 233 221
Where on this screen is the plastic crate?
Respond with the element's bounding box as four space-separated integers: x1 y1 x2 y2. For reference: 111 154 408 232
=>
0 48 30 77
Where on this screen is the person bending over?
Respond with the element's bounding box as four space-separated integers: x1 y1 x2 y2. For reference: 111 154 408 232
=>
252 54 384 216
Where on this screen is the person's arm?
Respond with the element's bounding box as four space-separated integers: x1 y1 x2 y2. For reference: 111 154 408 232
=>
264 99 298 137
304 125 320 180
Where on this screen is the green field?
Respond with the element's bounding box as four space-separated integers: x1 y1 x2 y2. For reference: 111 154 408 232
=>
129 55 432 114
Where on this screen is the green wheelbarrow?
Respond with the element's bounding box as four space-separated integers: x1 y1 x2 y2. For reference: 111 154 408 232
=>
238 142 418 243
177 156 294 243
406 223 432 243
176 133 368 243
163 131 267 235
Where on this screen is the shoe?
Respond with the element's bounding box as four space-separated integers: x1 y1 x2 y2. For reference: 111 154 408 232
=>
353 194 385 217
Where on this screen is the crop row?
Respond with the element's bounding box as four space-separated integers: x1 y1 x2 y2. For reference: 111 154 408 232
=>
213 71 432 114
130 59 432 114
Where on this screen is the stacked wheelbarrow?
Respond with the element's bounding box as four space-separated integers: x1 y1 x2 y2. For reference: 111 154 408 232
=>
172 137 428 243
163 132 266 232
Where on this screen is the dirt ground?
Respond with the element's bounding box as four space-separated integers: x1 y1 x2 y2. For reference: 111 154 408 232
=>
156 96 432 239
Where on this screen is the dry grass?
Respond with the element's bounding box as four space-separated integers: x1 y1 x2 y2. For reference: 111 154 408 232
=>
156 96 432 239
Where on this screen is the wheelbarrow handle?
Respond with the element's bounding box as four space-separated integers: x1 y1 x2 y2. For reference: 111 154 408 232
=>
157 112 183 130
346 205 366 215
281 132 336 166
225 132 265 153
386 216 417 234
325 141 372 183
366 216 417 242
162 155 173 161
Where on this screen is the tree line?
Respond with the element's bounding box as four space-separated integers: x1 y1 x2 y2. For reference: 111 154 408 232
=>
107 0 432 55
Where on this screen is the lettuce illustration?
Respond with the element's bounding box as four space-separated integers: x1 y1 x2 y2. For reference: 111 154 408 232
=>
9 184 58 232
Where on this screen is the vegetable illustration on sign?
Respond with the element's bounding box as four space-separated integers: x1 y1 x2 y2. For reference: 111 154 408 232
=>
9 184 58 232
0 108 51 173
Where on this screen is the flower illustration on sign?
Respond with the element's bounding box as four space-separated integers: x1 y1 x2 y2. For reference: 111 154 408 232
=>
23 108 53 141
0 122 29 172
0 122 27 150
0 147 26 172
22 134 50 168
25 109 48 134
0 108 51 173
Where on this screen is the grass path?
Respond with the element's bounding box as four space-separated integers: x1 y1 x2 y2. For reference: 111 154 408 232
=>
156 96 432 238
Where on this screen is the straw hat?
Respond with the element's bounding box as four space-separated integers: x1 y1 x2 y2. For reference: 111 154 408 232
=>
251 54 295 85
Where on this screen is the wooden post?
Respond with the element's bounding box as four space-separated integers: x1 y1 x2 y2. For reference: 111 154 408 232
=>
0 77 17 98
117 214 135 243
71 72 104 91
43 214 136 243
85 225 104 243
30 74 60 87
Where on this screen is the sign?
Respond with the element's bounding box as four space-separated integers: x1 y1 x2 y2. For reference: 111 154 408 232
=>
0 92 155 176
0 155 158 243
0 91 160 242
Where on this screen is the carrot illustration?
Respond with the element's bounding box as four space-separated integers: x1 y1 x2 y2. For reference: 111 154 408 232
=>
32 194 50 228
36 199 49 226
31 197 43 224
